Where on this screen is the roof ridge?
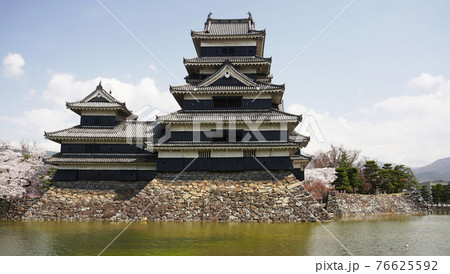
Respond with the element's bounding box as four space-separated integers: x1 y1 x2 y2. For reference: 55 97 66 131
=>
69 83 124 105
181 109 275 113
272 108 302 118
65 84 135 118
45 125 79 136
192 14 265 37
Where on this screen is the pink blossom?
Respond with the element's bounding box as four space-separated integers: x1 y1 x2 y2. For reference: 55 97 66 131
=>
0 141 50 201
305 168 337 186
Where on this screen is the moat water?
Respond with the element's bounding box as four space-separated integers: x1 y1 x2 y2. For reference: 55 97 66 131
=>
0 214 448 256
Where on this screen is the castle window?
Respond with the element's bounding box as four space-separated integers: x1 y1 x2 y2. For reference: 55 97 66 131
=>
198 150 211 158
228 98 241 107
244 150 256 157
213 97 242 108
85 144 100 153
94 117 101 126
214 98 227 108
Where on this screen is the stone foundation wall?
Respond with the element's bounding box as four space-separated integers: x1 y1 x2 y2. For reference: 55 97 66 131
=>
21 181 147 221
1 172 331 222
326 191 429 216
114 171 330 222
0 198 35 221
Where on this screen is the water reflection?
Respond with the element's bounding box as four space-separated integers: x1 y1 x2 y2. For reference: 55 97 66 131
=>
307 215 449 256
0 215 448 256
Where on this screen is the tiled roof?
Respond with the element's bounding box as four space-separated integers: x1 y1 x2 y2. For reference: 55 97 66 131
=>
192 18 265 37
184 56 271 65
176 60 280 93
45 153 157 165
66 102 125 109
290 154 311 161
199 61 257 87
149 141 301 149
79 83 121 103
291 149 311 161
45 121 161 142
170 83 284 93
289 130 310 145
66 83 134 117
157 109 301 123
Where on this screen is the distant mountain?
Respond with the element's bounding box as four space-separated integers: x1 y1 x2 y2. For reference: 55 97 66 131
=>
413 157 450 182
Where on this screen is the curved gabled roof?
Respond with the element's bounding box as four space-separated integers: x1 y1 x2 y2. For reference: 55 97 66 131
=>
171 61 284 93
66 83 134 118
170 61 284 107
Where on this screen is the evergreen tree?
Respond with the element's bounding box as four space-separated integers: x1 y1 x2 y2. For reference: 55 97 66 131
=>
431 184 444 205
348 167 361 193
393 165 418 192
333 167 350 191
331 150 355 192
419 185 430 202
363 160 380 194
442 185 450 204
445 185 450 204
379 163 395 193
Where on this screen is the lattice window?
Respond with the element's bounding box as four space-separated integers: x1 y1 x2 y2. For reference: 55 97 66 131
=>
213 97 242 108
213 98 227 108
244 150 256 157
228 98 241 107
198 150 211 158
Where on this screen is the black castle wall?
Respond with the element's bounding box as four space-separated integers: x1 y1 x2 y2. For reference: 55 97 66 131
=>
157 156 292 172
183 99 272 110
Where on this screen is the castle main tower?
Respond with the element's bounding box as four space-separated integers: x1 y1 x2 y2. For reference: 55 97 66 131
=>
149 13 310 179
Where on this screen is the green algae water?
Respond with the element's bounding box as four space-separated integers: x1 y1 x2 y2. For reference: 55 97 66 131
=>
0 214 448 256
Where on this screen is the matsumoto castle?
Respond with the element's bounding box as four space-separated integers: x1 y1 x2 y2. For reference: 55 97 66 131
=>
45 14 311 182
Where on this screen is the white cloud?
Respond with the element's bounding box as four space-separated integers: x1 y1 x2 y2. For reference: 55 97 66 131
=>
289 73 450 167
25 89 37 101
407 72 444 89
2 52 25 78
149 64 158 72
41 72 179 112
1 72 179 151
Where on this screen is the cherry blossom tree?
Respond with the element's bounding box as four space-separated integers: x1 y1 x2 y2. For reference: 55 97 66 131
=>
0 140 52 201
303 168 337 202
305 168 337 186
309 144 361 168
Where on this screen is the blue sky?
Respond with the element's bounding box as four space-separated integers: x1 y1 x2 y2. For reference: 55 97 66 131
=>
1 0 450 167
